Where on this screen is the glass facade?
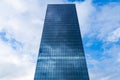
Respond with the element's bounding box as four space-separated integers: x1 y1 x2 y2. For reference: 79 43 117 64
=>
34 4 89 80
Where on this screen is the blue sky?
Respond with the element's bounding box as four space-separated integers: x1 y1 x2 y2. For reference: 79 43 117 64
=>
0 0 120 80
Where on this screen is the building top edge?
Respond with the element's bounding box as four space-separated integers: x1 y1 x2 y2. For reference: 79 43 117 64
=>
48 4 75 6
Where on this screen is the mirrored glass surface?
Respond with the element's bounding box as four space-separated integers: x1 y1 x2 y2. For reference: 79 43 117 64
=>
34 4 89 80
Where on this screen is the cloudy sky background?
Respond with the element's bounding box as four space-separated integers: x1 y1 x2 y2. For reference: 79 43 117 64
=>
0 0 120 80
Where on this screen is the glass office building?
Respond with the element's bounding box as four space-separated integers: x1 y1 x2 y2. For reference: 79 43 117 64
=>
34 4 89 80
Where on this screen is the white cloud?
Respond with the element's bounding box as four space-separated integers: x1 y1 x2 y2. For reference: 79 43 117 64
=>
87 42 120 80
85 3 120 41
83 3 120 78
107 28 120 42
3 0 28 13
0 39 35 80
76 0 95 36
0 0 43 79
83 2 120 80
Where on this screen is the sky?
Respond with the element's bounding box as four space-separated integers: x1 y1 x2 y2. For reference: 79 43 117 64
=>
0 0 120 80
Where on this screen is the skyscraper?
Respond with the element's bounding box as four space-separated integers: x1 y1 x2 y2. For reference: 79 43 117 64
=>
34 4 89 80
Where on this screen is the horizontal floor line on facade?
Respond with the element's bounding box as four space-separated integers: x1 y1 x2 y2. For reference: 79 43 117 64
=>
38 56 85 60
